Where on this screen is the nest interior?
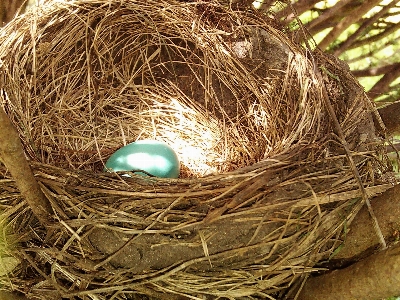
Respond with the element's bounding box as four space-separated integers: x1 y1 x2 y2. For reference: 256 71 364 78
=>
0 0 394 299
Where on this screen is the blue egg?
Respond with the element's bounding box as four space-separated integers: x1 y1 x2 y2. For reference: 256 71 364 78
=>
105 140 180 178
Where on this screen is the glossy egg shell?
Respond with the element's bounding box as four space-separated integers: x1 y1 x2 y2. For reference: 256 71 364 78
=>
105 140 180 178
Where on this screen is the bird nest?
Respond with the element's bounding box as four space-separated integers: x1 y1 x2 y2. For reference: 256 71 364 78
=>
0 0 394 299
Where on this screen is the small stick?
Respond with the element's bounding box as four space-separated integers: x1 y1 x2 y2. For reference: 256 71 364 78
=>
0 106 53 227
316 72 386 249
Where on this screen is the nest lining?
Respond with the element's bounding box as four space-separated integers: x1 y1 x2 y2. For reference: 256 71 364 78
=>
0 0 394 299
1 0 330 177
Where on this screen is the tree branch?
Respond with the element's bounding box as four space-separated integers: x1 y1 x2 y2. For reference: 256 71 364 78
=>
0 107 53 227
344 21 400 51
346 39 396 64
296 242 400 300
333 0 399 56
379 101 400 136
333 184 400 260
379 95 400 105
305 0 354 35
352 62 400 77
318 0 382 50
368 63 400 100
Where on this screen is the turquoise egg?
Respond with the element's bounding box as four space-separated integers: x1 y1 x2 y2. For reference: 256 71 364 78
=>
105 140 180 178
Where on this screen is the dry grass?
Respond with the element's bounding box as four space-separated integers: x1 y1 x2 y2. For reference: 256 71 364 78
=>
0 0 394 299
0 0 325 177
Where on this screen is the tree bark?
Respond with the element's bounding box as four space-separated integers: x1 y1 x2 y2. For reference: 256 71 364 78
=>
0 107 53 227
333 183 400 260
318 0 383 50
296 242 400 300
